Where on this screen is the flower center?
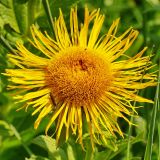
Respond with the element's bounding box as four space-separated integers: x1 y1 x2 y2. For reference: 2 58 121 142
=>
46 47 113 106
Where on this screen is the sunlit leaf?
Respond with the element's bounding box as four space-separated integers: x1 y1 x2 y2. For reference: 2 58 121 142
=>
32 135 67 160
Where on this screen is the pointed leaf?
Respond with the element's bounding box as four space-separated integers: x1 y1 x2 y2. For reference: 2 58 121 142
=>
32 135 67 160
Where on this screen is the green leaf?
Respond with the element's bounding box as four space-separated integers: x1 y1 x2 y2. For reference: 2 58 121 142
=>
134 116 147 137
0 120 13 137
0 1 19 32
95 134 143 160
49 0 80 17
66 143 76 160
12 0 28 33
32 135 67 160
0 0 42 35
84 141 94 160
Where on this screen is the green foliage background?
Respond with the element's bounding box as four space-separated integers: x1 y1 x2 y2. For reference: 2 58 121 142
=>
0 0 160 160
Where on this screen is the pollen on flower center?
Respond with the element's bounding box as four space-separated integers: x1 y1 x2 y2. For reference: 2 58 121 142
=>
45 47 113 106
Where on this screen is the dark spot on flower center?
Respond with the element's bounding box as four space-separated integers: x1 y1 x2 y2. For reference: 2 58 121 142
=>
78 59 87 71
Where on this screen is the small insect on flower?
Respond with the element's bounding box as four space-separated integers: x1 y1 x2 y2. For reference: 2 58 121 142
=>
50 93 57 108
5 6 156 149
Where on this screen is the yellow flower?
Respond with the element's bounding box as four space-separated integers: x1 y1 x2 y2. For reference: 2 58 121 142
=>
5 7 156 149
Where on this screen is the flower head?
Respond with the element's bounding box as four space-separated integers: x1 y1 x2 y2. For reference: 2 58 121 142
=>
5 7 156 149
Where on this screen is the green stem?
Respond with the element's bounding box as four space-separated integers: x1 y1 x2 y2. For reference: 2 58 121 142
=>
27 0 41 36
157 61 160 160
10 124 34 157
42 0 54 34
158 63 160 160
144 62 160 160
126 53 152 160
126 95 139 160
158 117 160 160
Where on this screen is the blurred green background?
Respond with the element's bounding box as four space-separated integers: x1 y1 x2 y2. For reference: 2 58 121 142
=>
0 0 160 160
